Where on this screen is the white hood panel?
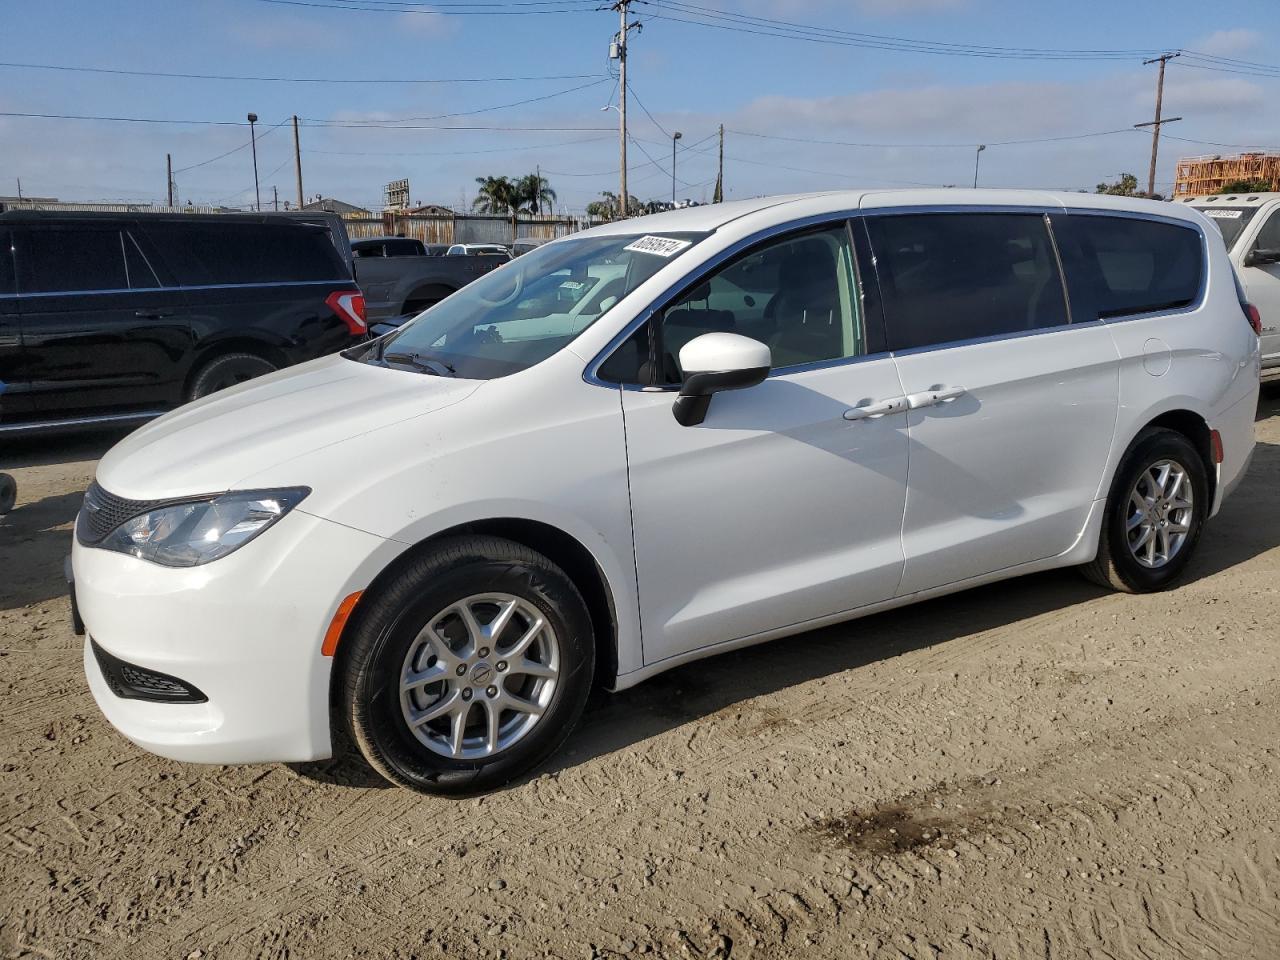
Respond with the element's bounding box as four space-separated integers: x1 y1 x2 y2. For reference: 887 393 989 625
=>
95 354 479 499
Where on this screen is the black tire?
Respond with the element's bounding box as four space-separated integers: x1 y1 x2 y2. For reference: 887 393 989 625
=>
339 536 595 795
187 352 277 401
1081 427 1209 593
0 474 15 515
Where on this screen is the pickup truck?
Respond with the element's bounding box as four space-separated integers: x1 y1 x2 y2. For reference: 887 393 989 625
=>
351 235 509 325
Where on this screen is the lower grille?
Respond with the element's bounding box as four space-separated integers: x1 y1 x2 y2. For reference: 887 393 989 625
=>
91 639 207 704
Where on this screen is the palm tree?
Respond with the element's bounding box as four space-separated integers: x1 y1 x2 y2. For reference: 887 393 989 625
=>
515 173 556 216
473 176 519 216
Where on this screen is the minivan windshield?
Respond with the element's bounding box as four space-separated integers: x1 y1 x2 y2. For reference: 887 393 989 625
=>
363 231 706 379
1193 206 1259 251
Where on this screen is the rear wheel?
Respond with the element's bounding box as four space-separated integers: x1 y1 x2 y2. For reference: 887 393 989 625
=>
339 536 594 795
188 352 277 400
0 474 16 515
1081 428 1208 593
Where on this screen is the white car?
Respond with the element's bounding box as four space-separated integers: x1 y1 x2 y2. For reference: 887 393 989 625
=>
446 243 509 257
72 190 1260 794
1179 192 1279 376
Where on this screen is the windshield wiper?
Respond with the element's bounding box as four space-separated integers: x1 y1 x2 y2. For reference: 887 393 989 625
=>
382 351 457 377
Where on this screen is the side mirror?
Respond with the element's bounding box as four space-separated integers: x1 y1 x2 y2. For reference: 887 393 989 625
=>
672 333 771 426
1246 247 1280 268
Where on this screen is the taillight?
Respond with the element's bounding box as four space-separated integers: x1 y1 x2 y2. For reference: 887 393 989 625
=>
1245 302 1262 336
326 290 367 335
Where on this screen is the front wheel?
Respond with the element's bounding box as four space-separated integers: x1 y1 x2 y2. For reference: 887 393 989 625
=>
1081 428 1208 593
339 536 595 795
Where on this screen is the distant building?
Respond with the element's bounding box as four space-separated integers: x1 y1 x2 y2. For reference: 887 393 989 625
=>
406 203 455 217
1174 153 1280 197
301 197 371 216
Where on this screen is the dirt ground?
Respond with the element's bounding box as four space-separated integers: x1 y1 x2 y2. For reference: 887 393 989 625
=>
3 393 1280 960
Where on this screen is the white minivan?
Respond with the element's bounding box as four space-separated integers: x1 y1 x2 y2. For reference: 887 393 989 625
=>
71 190 1260 794
1181 192 1279 375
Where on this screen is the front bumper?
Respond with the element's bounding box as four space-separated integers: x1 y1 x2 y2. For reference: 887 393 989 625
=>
74 509 404 764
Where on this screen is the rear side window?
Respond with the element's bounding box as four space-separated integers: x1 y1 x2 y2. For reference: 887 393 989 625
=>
141 221 347 286
14 226 130 294
1056 214 1202 320
866 213 1068 351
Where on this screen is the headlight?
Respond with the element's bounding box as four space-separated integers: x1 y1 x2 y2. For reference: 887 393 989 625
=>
99 488 309 567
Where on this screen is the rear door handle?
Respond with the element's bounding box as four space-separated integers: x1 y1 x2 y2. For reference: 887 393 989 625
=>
134 310 175 320
905 385 966 410
843 397 907 420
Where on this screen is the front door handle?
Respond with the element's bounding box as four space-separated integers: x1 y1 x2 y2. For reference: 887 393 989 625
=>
843 397 907 420
905 385 966 410
134 310 175 320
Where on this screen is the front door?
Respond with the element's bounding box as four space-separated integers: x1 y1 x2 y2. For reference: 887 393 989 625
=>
862 210 1120 595
1239 206 1280 363
617 222 910 665
13 223 191 419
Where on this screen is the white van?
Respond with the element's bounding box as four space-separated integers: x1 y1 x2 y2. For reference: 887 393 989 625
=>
1180 192 1278 375
71 190 1260 794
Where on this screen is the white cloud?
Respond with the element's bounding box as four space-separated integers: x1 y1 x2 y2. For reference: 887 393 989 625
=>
1194 28 1262 57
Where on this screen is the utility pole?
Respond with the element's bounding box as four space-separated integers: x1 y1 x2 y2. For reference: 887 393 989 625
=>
612 1 641 218
1136 53 1182 198
292 115 304 210
671 131 682 205
273 185 279 211
973 144 986 189
713 123 724 203
247 112 261 212
166 153 174 207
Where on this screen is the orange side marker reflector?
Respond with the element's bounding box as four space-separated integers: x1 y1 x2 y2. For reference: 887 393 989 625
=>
322 591 363 657
1210 429 1224 465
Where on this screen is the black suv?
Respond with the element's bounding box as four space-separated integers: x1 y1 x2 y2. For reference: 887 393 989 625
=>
0 211 366 434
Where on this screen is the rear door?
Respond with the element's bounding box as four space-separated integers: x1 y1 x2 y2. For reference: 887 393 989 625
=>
0 227 34 425
863 209 1121 595
14 222 191 419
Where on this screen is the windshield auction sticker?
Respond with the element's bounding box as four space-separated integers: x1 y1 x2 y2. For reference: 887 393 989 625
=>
1202 209 1243 219
625 235 693 257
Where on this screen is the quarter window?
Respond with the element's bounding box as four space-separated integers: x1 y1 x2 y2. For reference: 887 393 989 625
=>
15 227 130 294
866 213 1068 351
141 222 346 285
1056 214 1202 320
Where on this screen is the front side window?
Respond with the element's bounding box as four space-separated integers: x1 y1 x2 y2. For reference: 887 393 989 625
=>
363 231 706 380
1251 209 1280 257
867 213 1068 352
15 226 130 294
1056 214 1202 321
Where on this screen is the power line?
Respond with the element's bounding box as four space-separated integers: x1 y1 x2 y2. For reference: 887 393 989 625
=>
637 0 1166 61
0 60 607 84
0 111 613 132
172 118 289 174
300 77 609 125
254 0 600 15
726 128 1138 150
306 134 614 156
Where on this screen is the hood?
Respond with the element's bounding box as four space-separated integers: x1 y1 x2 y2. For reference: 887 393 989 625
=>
95 354 480 499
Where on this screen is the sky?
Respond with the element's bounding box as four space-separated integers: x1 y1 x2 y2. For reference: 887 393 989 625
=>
2 0 1278 213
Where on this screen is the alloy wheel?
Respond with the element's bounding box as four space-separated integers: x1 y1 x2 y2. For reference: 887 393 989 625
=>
398 593 560 760
1125 459 1194 569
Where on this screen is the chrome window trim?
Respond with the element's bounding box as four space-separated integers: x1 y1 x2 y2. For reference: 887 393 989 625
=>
1 278 351 300
583 209 864 390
